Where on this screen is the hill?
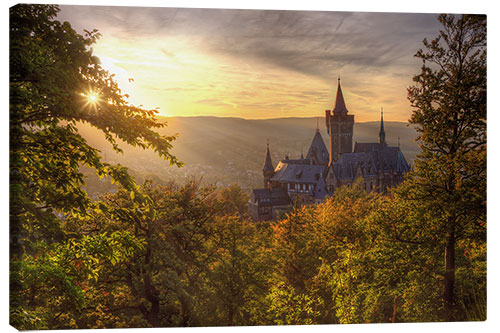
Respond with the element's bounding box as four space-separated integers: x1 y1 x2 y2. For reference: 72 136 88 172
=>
78 116 420 193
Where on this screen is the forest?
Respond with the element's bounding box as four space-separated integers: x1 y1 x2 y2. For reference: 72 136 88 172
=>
9 5 486 329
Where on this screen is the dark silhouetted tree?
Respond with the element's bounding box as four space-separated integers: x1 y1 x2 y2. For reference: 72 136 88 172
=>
406 14 486 319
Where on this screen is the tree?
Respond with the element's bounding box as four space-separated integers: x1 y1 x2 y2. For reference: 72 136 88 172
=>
205 215 274 326
62 181 275 328
268 181 381 324
406 14 486 319
10 4 181 328
65 180 223 328
10 3 181 255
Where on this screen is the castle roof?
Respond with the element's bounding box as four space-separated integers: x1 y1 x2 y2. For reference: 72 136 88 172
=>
271 161 326 184
251 187 290 206
379 109 386 145
306 130 329 165
371 146 409 172
333 78 349 115
282 158 312 165
335 143 410 179
263 142 274 173
353 142 383 153
314 175 328 200
332 152 378 180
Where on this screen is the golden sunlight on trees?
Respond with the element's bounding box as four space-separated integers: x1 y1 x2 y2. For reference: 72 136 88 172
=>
9 6 486 329
9 4 180 328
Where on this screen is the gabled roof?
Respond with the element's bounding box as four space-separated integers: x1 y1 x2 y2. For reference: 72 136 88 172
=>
334 144 410 179
306 130 330 165
314 175 328 200
372 146 409 172
331 152 378 180
353 142 383 153
271 161 326 184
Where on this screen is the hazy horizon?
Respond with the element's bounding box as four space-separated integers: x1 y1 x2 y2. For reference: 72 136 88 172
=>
57 5 442 122
157 114 412 123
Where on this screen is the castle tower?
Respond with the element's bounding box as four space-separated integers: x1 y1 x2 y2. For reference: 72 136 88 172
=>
263 140 274 188
325 78 354 164
379 107 387 146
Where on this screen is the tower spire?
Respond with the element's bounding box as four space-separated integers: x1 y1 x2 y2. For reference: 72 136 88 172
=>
333 76 348 115
379 107 386 146
263 139 273 171
263 140 274 188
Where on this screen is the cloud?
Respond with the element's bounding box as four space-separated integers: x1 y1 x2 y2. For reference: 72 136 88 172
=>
59 6 440 79
179 10 440 81
56 5 444 121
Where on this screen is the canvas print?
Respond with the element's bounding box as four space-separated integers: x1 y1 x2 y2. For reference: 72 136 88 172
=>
9 3 486 329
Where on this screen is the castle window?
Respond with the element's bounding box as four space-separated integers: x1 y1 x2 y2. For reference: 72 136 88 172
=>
259 206 269 214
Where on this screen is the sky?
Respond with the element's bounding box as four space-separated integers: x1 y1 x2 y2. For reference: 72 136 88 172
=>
58 5 443 122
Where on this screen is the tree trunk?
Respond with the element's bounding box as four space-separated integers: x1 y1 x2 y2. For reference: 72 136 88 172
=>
443 226 455 320
179 293 192 326
392 296 398 323
228 306 234 326
143 270 161 327
143 241 161 327
146 299 161 328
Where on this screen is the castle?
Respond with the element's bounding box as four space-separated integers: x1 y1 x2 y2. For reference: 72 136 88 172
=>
248 79 410 221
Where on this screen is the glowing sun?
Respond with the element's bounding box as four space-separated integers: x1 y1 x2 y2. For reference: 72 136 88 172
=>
88 93 99 103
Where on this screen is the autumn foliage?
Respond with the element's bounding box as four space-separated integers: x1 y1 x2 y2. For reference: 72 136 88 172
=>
9 5 486 329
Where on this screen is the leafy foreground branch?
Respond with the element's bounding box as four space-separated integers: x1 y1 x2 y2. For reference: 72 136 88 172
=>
9 4 181 328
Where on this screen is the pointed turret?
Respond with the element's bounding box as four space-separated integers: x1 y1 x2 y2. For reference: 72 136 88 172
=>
379 108 386 146
306 129 329 165
263 140 274 188
332 77 349 115
326 77 354 164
